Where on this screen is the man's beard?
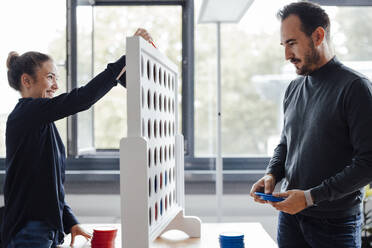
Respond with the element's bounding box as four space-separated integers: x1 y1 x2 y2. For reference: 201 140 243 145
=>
295 41 320 75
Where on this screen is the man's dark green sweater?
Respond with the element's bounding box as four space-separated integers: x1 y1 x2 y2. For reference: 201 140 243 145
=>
267 56 372 218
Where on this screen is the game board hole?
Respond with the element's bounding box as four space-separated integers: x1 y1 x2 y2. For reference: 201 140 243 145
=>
159 67 162 86
164 146 167 162
168 98 171 114
149 207 152 226
154 175 158 193
168 145 171 160
167 75 170 90
160 173 163 190
164 121 167 137
165 171 168 186
160 199 163 216
159 120 163 138
147 119 151 139
164 96 167 112
154 92 157 111
154 120 157 138
147 89 151 109
164 71 167 86
155 203 158 221
153 63 157 83
154 147 158 166
160 146 163 164
147 60 151 80
159 94 162 112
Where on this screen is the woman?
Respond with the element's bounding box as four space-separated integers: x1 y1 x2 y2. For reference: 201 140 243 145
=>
2 28 152 248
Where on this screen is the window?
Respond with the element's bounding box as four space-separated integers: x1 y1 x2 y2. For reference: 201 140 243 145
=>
194 0 372 158
89 6 182 149
0 0 67 157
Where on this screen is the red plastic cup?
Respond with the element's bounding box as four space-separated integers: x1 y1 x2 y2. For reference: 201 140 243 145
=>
91 226 117 248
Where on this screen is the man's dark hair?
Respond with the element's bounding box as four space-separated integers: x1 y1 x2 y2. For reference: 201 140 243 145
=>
277 1 330 42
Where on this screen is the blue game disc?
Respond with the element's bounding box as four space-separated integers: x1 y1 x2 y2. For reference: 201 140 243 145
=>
220 242 244 247
219 238 244 243
219 241 244 248
219 232 244 239
220 239 244 242
254 192 285 202
219 232 245 248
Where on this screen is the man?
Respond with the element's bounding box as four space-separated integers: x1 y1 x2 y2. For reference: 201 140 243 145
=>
250 2 372 248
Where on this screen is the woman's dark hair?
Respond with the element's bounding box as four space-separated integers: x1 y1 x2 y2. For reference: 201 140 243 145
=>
277 1 330 42
6 51 52 91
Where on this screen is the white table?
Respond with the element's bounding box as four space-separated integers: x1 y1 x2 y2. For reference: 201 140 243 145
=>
59 222 278 248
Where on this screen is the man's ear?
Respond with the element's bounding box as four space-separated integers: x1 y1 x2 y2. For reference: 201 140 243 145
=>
312 27 326 47
20 73 33 89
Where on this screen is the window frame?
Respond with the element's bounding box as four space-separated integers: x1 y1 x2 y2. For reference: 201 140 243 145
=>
1 0 370 183
66 0 372 172
67 0 194 157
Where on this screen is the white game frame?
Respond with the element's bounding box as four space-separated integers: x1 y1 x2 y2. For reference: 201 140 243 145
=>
120 36 201 248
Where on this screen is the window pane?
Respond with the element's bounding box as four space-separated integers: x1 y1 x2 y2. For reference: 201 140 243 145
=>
328 6 372 79
195 1 372 157
92 6 182 149
76 6 95 154
0 0 67 157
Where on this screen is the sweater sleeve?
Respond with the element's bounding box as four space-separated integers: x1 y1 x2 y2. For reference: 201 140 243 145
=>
62 204 79 234
27 55 126 126
266 129 287 182
310 78 372 204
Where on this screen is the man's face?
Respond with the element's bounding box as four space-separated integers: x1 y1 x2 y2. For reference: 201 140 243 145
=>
280 14 320 75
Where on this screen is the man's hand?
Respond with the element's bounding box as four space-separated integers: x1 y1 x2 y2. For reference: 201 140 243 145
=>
70 224 92 247
270 190 307 215
134 28 153 44
250 174 276 204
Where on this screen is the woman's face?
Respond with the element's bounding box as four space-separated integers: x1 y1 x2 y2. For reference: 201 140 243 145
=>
24 60 59 98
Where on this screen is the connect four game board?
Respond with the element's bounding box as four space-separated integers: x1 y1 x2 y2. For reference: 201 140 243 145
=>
120 36 201 248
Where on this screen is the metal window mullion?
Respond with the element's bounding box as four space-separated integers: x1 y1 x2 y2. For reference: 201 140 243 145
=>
182 0 195 158
67 0 78 157
216 22 223 221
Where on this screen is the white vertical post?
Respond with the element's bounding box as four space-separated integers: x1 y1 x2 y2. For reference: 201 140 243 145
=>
216 21 223 222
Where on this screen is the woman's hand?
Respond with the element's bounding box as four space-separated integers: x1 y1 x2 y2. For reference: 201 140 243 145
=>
70 224 92 247
133 28 154 44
